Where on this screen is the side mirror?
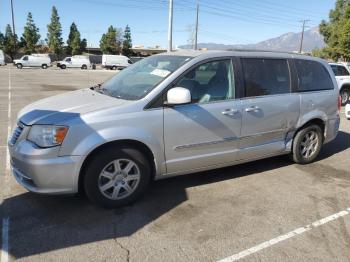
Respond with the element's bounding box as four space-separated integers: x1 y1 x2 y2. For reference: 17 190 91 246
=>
166 87 191 106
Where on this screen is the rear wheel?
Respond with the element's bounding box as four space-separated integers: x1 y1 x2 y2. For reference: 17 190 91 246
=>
60 64 66 69
111 66 117 70
16 63 23 69
340 87 350 106
291 124 323 164
81 64 88 70
84 146 151 208
41 64 48 69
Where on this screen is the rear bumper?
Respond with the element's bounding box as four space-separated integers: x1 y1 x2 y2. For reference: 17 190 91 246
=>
324 116 340 144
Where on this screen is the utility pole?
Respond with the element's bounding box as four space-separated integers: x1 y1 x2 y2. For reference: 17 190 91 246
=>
10 0 16 52
299 19 310 54
167 0 173 52
194 0 199 50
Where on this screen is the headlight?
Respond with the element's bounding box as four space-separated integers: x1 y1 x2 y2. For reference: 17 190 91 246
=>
27 125 69 148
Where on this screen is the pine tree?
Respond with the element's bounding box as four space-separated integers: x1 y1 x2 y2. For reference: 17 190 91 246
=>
47 6 63 54
21 12 41 54
3 24 17 58
122 25 133 57
0 31 4 49
100 26 121 54
80 38 87 53
67 22 84 55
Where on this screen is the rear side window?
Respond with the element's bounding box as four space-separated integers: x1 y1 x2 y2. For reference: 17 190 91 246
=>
330 65 350 76
242 58 291 97
295 60 333 92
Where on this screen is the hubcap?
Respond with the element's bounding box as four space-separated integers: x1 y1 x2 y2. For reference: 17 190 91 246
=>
300 130 319 159
98 159 141 200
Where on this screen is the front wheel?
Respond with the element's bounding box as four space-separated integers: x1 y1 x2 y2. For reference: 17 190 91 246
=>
291 125 323 164
16 63 23 69
340 88 350 106
60 64 66 69
84 146 151 208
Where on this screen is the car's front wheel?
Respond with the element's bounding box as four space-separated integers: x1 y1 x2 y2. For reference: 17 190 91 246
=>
84 146 151 208
341 87 350 106
16 63 23 69
291 124 323 164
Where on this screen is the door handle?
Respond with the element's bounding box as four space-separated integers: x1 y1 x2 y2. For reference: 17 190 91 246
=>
222 109 239 116
245 106 260 112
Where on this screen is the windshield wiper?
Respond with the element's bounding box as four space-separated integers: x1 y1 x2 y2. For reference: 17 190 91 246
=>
90 84 109 95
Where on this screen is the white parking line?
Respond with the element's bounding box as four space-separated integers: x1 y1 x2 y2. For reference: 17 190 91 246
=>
218 208 350 262
1 218 9 262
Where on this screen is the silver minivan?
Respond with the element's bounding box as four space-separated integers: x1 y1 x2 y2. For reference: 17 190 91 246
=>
9 51 340 208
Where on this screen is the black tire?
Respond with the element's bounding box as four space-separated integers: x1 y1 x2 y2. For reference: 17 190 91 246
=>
42 64 48 69
84 146 151 208
16 63 23 69
291 124 323 164
340 88 350 106
112 66 117 70
81 64 87 70
60 65 66 69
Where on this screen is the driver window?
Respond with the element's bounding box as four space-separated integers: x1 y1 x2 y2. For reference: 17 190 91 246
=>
176 59 235 103
23 56 28 61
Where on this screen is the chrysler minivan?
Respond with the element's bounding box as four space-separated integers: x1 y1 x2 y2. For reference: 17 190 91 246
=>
9 51 340 208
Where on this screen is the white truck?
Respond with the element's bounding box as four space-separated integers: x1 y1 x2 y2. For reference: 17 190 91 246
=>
13 54 51 69
329 62 350 105
58 55 91 69
0 50 5 66
101 54 132 70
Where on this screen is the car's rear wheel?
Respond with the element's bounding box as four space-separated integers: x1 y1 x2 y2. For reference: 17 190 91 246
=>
340 87 350 106
291 124 323 164
60 65 66 69
42 64 48 69
111 66 117 70
84 146 151 208
81 64 87 70
16 63 23 69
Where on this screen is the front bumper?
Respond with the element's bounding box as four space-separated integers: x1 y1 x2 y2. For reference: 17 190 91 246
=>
9 139 83 195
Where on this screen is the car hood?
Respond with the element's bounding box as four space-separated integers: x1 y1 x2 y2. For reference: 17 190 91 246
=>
18 88 131 125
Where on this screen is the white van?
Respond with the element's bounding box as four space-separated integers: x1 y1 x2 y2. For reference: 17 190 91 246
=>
14 54 51 69
102 55 132 70
58 55 91 69
0 50 5 66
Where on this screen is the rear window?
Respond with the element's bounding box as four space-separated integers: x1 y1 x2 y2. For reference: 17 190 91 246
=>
330 65 350 76
295 60 333 92
242 58 291 97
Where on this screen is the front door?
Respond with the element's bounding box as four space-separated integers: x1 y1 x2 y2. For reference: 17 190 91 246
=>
164 59 243 174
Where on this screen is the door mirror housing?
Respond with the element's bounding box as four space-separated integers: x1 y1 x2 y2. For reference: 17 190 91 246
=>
166 87 191 105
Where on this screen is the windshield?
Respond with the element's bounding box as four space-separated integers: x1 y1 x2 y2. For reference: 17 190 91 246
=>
100 55 192 100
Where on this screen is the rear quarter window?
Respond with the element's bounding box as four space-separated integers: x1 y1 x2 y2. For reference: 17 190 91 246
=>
295 60 333 92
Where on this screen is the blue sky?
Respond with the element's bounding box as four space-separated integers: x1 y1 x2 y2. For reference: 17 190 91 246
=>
0 0 335 48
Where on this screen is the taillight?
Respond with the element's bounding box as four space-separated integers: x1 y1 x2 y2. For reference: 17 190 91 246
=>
338 95 341 112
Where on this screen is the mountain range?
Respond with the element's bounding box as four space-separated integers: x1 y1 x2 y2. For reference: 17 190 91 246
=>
178 27 325 52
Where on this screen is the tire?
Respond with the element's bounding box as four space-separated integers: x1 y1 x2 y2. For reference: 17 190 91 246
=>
112 66 117 70
291 124 323 164
60 65 66 69
42 64 48 69
84 146 151 208
340 88 350 106
81 64 87 70
16 63 23 69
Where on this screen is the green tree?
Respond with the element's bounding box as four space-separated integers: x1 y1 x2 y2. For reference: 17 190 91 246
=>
122 25 133 57
100 26 121 54
319 0 350 60
47 6 63 54
3 24 17 58
21 12 41 54
0 31 4 49
80 38 87 53
66 22 85 55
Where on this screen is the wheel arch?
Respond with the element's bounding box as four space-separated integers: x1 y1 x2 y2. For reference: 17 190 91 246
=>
78 139 156 194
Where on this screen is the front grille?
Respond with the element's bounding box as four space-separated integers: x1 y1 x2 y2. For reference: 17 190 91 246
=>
9 122 24 146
